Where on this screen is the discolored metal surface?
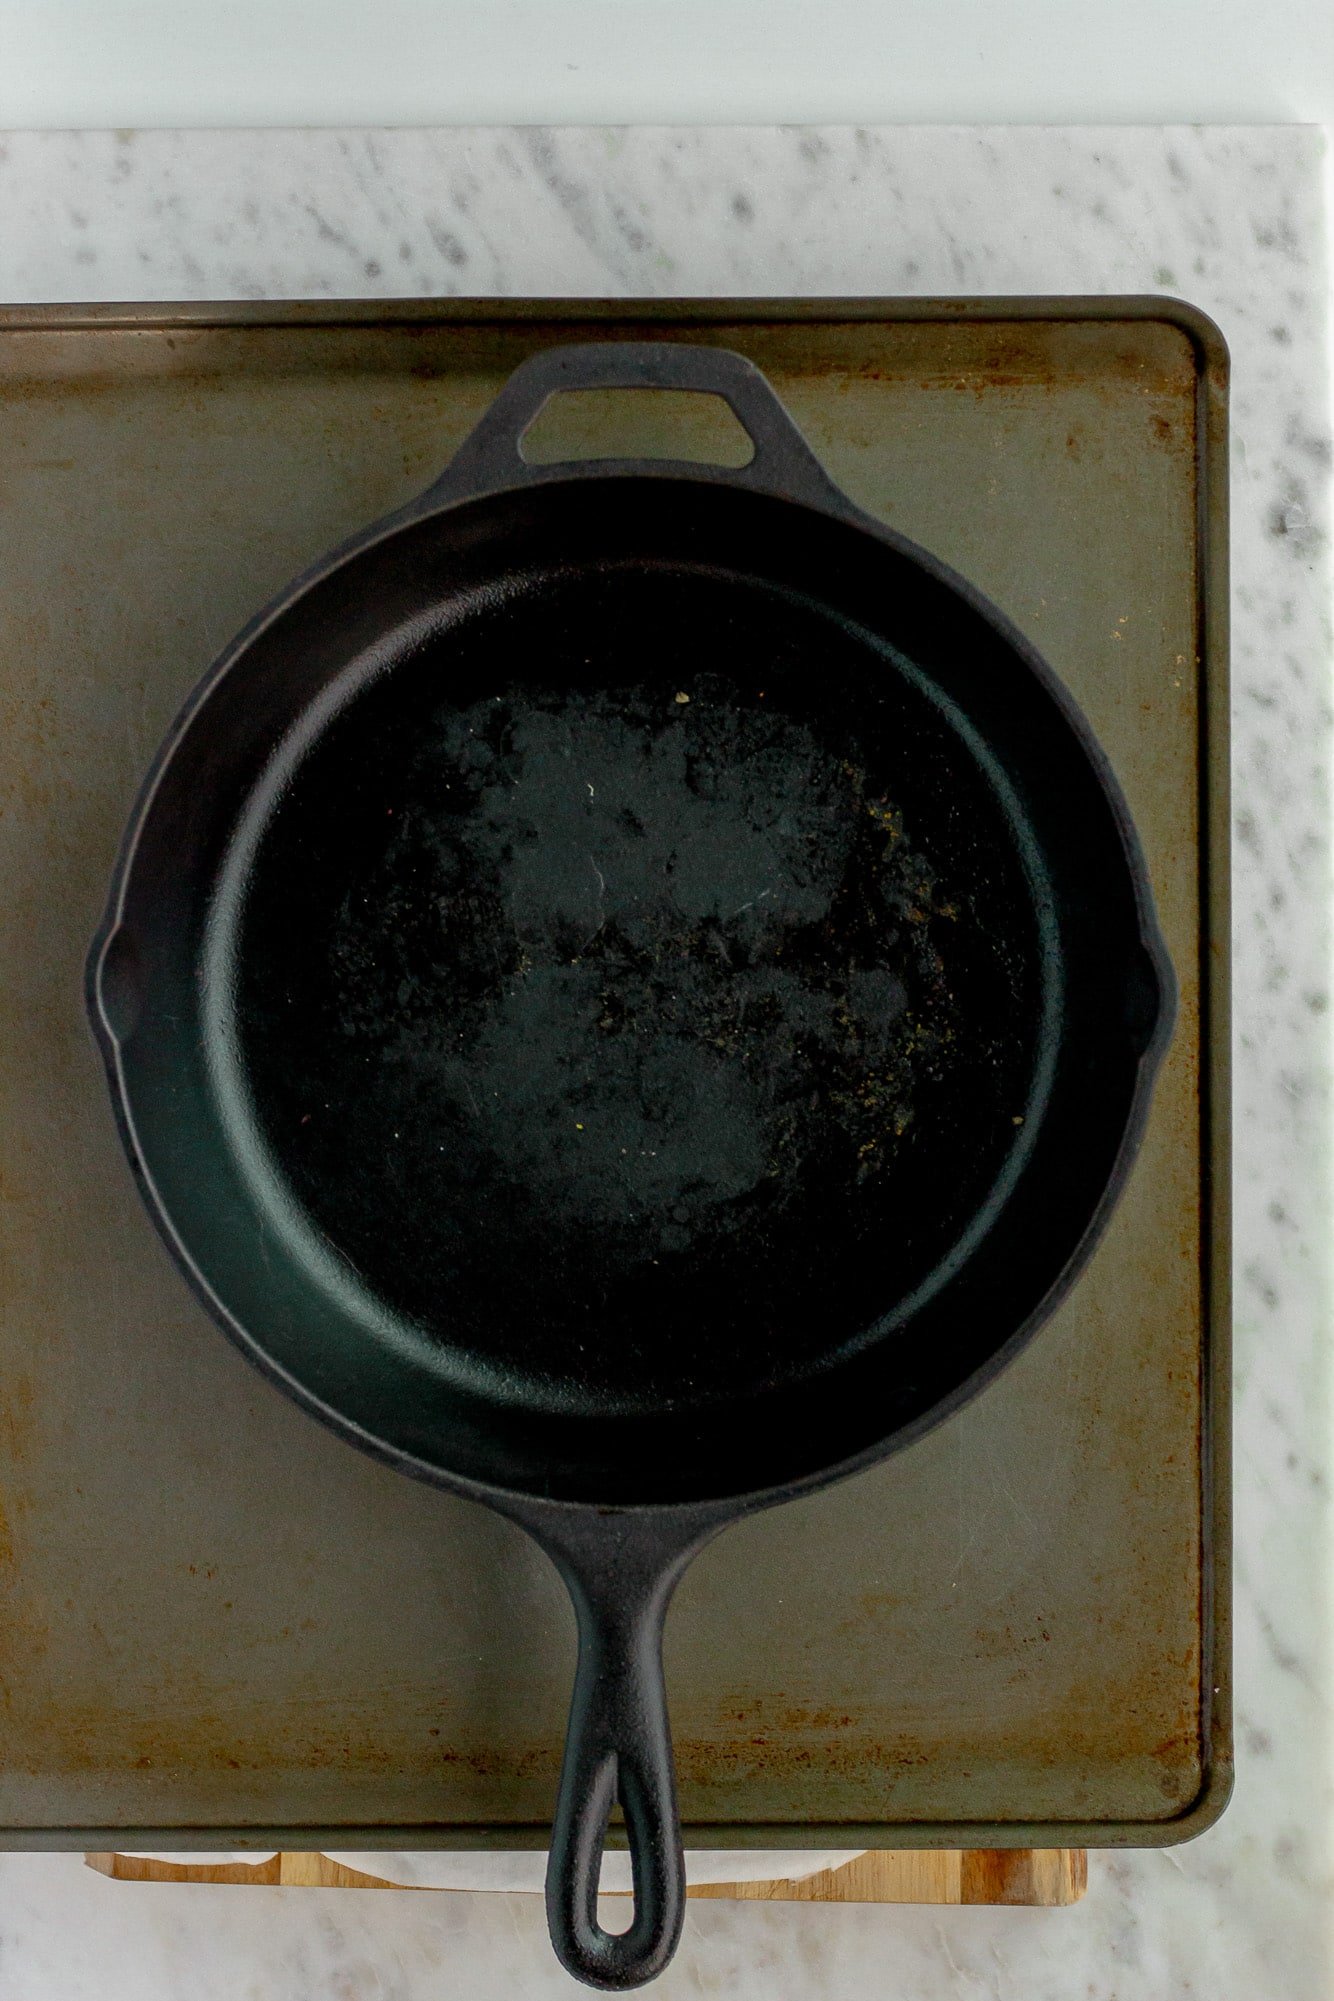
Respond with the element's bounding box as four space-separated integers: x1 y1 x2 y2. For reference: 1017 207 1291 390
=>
0 300 1229 1848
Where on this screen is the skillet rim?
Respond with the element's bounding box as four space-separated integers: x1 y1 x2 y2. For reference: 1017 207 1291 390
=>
86 459 1177 1518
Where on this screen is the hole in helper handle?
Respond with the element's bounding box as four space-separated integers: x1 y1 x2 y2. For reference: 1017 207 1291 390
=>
419 341 850 512
515 1505 727 1991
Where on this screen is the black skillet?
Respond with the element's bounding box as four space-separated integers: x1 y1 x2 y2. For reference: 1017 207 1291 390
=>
88 341 1174 1988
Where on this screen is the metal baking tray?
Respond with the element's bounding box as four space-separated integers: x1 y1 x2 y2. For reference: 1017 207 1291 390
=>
0 298 1229 1850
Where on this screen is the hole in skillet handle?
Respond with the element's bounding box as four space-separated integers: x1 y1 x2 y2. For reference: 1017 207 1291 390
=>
548 1742 681 1989
519 387 756 469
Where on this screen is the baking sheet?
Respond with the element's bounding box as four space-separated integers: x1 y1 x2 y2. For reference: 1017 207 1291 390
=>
0 300 1228 1847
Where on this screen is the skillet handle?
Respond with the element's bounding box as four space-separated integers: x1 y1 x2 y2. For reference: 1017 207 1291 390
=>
518 1509 718 1991
422 341 849 512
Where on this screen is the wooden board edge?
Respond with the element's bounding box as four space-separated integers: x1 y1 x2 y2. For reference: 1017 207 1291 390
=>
84 1848 1087 1904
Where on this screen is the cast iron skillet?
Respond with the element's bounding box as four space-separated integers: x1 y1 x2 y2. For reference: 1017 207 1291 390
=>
88 342 1174 1988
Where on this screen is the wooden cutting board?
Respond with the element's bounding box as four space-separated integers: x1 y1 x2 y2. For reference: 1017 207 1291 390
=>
85 1848 1086 1905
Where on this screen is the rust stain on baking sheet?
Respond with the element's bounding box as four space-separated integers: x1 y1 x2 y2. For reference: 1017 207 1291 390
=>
678 1656 1200 1786
670 1717 1202 1821
0 1376 36 1468
842 320 1198 398
12 1688 565 1790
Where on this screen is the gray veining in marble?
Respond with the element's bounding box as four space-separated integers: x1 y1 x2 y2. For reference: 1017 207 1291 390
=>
0 124 1329 2000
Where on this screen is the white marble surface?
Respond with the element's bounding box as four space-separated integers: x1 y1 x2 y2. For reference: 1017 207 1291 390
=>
0 125 1330 1998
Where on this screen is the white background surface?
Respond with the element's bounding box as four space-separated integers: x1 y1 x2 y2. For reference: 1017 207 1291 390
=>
2 0 1334 131
4 11 1333 2001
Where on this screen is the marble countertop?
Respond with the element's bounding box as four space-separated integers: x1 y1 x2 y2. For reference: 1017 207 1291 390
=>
0 125 1329 2000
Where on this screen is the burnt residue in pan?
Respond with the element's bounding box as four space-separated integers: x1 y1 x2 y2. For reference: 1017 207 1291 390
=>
235 566 1041 1412
327 687 945 1219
